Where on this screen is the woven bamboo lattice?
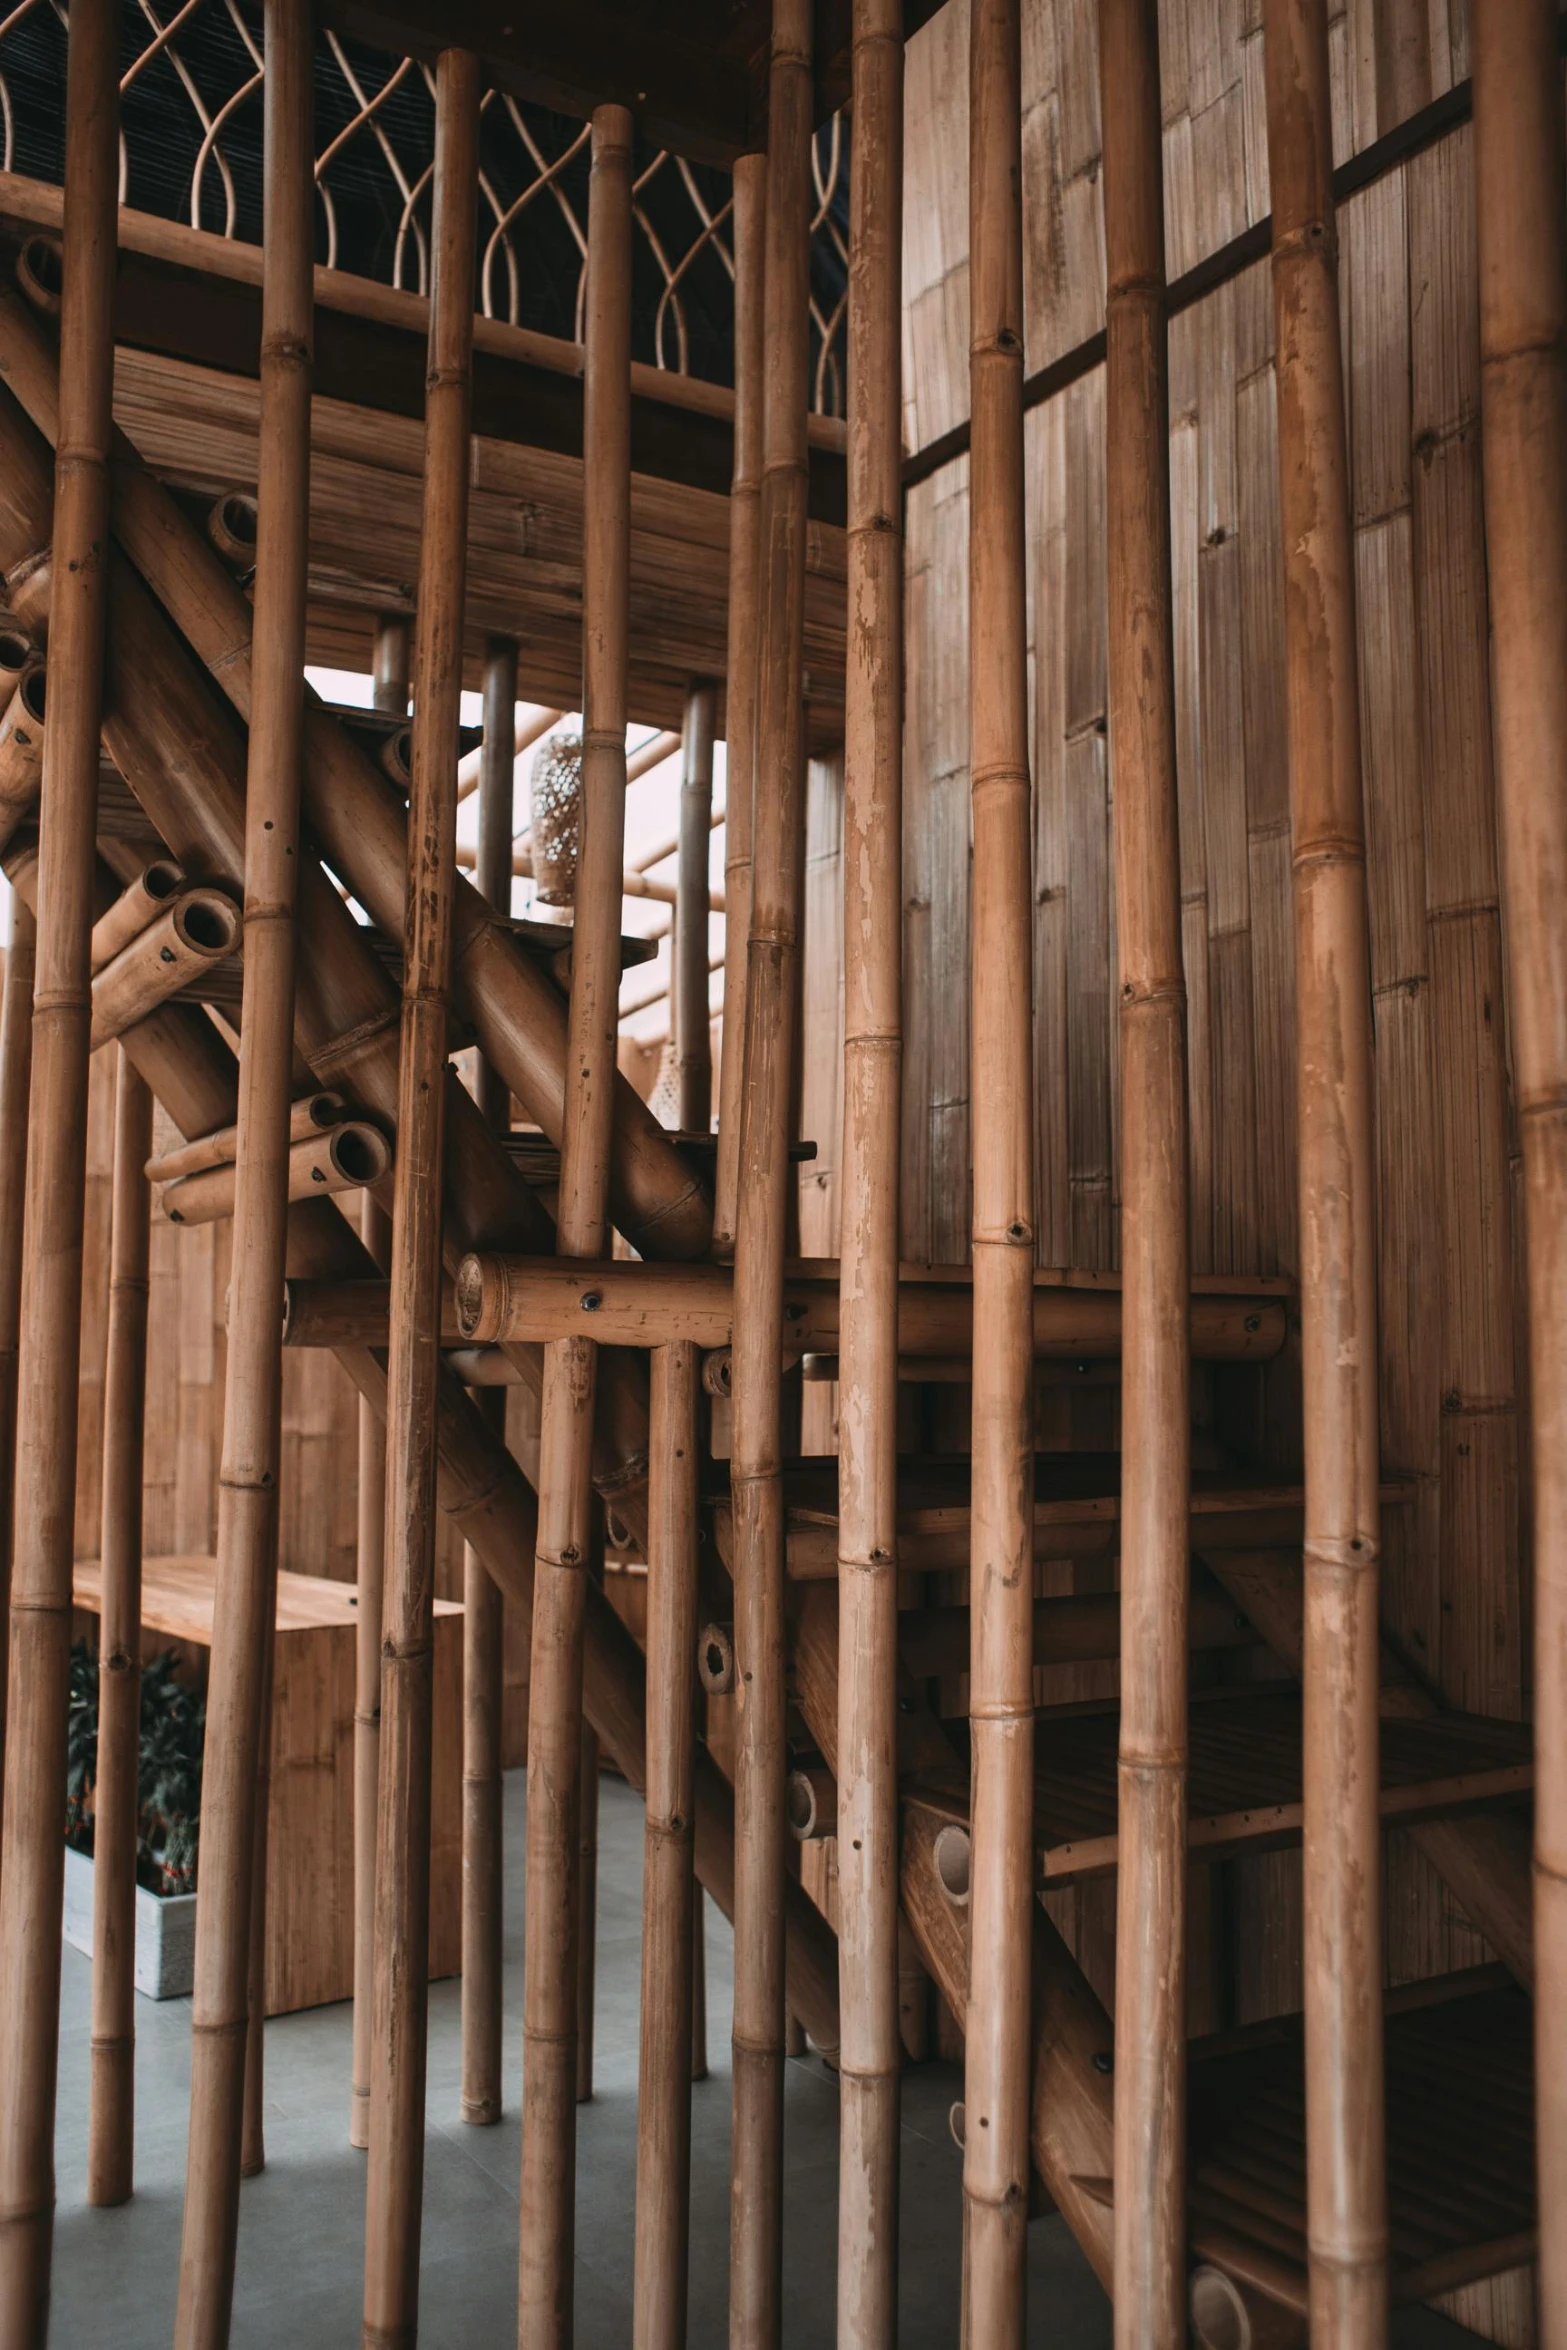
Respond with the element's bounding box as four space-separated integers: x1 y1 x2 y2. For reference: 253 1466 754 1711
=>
528 730 581 908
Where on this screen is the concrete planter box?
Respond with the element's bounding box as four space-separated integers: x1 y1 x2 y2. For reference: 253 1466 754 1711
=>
61 1843 196 2001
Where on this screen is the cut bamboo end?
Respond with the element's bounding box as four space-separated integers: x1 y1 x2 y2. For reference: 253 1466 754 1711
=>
166 1118 390 1227
89 859 187 975
205 490 259 575
0 654 47 842
146 1089 345 1185
1189 2268 1306 2350
696 1621 735 1696
14 232 62 318
4 550 50 646
89 885 241 1049
787 1765 835 1842
378 723 413 790
932 1824 971 1906
0 609 33 713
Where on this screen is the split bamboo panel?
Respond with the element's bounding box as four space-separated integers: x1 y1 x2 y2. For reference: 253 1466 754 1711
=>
85 1050 152 2209
964 0 1034 2341
517 103 633 2350
363 49 480 2350
1263 3 1387 2341
0 896 34 1826
672 680 716 1134
728 3 814 2331
172 3 314 2332
836 2 904 2343
0 0 115 2333
1470 5 1567 2336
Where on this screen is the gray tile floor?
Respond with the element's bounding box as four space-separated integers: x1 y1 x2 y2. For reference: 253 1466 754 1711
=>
49 1773 1486 2346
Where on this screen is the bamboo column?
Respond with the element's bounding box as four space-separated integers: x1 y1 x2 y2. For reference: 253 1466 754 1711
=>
632 1340 700 2350
963 0 1035 2340
728 5 813 2335
1262 3 1386 2340
351 614 406 2152
172 4 313 2334
362 50 480 2350
577 1718 599 2102
1101 3 1191 2341
1470 7 1567 2335
673 681 717 1132
712 151 766 1254
0 894 35 1824
0 0 116 2330
87 1050 154 2209
517 103 632 2350
461 632 514 2131
836 1 904 2343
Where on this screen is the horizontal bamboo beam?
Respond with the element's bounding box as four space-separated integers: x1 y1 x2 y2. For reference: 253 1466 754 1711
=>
896 1584 1257 1679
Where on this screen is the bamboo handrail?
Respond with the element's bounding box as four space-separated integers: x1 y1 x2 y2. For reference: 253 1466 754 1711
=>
518 103 634 2350
836 4 905 2340
1470 4 1567 2332
460 632 514 2133
171 1 314 2330
1102 2 1192 2339
0 0 115 2330
711 150 765 1257
0 895 34 1840
671 679 716 1131
362 48 480 2350
86 1049 152 2211
1262 1 1388 2337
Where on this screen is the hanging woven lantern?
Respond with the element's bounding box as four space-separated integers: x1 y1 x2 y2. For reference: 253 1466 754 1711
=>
529 729 582 906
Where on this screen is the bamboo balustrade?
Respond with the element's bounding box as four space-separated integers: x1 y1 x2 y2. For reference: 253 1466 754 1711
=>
0 0 116 2333
1263 1 1387 2338
729 8 815 2330
173 2 312 2329
963 2 1035 2337
363 48 480 2350
0 892 33 1824
672 679 716 1133
1471 3 1567 2336
836 2 904 2342
518 103 634 2350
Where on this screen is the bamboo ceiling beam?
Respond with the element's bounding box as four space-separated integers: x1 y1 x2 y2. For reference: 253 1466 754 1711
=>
672 680 717 1133
518 103 634 2350
729 8 823 2323
1101 1 1192 2340
0 0 115 2333
172 4 313 2333
1470 3 1567 2331
963 0 1034 2336
362 48 481 2350
1262 1 1387 2338
836 2 904 2341
0 894 33 1838
711 151 766 1259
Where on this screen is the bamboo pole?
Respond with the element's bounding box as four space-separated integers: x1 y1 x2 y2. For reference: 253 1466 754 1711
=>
86 1050 153 2209
461 634 515 2132
672 680 717 1132
963 0 1035 2339
633 1340 700 2350
89 858 187 973
0 0 115 2327
518 102 633 2350
0 895 34 1828
1262 3 1386 2340
362 49 480 2350
836 0 904 2341
728 9 814 2334
172 0 313 2329
147 1091 344 1185
577 1718 599 2102
712 150 766 1255
1101 3 1191 2340
1470 6 1567 2334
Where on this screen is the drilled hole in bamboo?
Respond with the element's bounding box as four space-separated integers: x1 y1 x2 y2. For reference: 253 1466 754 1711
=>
933 1823 971 1906
205 491 259 573
15 234 62 318
697 1623 735 1696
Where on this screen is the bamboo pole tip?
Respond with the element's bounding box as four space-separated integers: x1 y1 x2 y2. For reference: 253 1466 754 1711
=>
206 491 260 576
453 1251 504 1344
325 1121 392 1190
173 888 242 960
696 1621 735 1696
932 1823 970 1906
1189 2268 1260 2350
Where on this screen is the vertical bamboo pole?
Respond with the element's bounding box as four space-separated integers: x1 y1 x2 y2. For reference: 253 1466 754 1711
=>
1470 8 1567 2334
633 1340 700 2350
712 152 766 1254
673 679 717 1133
86 1050 153 2209
240 1620 275 2180
836 1 904 2343
1262 4 1386 2341
172 4 313 2335
0 0 115 2330
691 1892 708 2081
351 613 406 2152
0 894 35 1823
576 1718 599 2102
516 101 632 2350
461 634 514 2131
728 6 813 2338
362 49 479 2350
963 0 1034 2341
1101 3 1191 2341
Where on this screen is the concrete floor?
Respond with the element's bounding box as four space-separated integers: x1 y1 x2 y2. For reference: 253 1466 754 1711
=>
49 1772 1487 2346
